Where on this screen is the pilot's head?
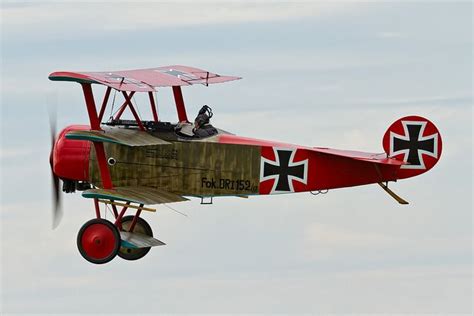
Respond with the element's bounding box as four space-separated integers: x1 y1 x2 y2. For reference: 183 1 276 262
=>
194 105 212 129
194 113 209 129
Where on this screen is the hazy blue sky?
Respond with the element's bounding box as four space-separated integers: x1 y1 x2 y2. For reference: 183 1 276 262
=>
1 1 472 314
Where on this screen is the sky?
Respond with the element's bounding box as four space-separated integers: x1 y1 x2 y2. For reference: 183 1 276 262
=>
1 1 472 314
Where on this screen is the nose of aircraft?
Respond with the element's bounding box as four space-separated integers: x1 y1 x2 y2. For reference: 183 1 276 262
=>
52 125 91 181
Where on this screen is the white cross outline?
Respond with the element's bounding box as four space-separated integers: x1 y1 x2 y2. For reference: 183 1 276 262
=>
155 68 199 81
104 73 147 88
260 147 308 194
389 120 438 170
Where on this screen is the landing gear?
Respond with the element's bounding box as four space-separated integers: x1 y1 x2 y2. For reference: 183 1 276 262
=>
76 199 165 264
77 218 120 264
118 215 153 261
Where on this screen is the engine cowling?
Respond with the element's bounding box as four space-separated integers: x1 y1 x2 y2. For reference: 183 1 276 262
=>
52 125 91 181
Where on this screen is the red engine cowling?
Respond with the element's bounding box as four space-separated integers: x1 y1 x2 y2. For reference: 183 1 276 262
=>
52 125 91 181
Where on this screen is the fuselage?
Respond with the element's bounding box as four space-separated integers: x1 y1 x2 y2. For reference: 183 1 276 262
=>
53 123 401 197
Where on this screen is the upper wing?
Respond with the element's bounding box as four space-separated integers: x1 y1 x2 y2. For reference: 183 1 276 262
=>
49 65 241 91
82 187 189 205
65 127 171 147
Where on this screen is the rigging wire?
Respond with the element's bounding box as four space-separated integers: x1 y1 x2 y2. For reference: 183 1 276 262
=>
162 203 188 217
104 203 108 220
104 203 117 220
108 89 117 121
132 94 143 121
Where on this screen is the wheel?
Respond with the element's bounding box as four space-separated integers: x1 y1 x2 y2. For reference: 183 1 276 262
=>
77 218 120 264
118 215 153 261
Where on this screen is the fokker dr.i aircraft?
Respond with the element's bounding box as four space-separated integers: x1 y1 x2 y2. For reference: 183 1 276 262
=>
48 65 442 264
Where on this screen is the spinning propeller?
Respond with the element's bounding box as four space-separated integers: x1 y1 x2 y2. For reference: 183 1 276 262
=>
48 99 63 229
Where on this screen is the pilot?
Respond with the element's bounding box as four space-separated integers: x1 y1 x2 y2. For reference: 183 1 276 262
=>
193 105 218 138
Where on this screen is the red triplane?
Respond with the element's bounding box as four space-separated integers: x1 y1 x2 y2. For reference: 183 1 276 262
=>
48 65 442 264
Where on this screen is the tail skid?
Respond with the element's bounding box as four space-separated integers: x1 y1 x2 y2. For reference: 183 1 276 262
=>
378 182 409 205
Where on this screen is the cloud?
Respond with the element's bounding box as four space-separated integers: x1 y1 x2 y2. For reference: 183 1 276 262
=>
303 221 471 261
0 147 39 159
377 31 403 39
2 2 356 40
305 222 397 248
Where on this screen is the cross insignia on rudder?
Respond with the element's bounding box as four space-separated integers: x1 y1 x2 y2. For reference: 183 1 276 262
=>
260 148 308 193
390 121 438 169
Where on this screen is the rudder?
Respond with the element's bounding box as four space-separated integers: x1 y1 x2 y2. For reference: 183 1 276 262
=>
382 115 442 179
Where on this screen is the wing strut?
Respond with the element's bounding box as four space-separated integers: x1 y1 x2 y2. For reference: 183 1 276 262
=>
148 91 159 122
81 83 113 189
172 86 188 122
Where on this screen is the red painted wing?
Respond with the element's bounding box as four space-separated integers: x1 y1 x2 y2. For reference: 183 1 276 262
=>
49 65 241 91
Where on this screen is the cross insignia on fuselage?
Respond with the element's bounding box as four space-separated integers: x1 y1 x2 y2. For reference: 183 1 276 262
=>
260 148 308 193
390 121 438 169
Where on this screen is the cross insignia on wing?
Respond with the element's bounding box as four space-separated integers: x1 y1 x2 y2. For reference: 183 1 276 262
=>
260 148 308 194
390 121 438 169
159 69 198 81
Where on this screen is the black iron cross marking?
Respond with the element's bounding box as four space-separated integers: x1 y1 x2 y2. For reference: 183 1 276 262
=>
391 122 437 168
262 149 307 192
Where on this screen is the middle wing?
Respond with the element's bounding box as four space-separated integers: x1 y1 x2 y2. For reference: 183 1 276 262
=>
82 186 188 205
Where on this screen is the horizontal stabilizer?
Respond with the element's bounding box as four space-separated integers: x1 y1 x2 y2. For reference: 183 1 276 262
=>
120 231 165 248
82 187 189 205
66 127 170 146
313 148 406 166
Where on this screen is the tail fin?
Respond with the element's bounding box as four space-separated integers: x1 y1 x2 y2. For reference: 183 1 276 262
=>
382 115 442 179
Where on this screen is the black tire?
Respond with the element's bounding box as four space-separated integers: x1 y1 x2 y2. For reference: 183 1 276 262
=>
118 215 153 261
77 218 120 264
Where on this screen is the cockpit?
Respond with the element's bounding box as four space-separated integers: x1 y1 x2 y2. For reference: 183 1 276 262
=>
104 105 221 140
177 105 218 138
